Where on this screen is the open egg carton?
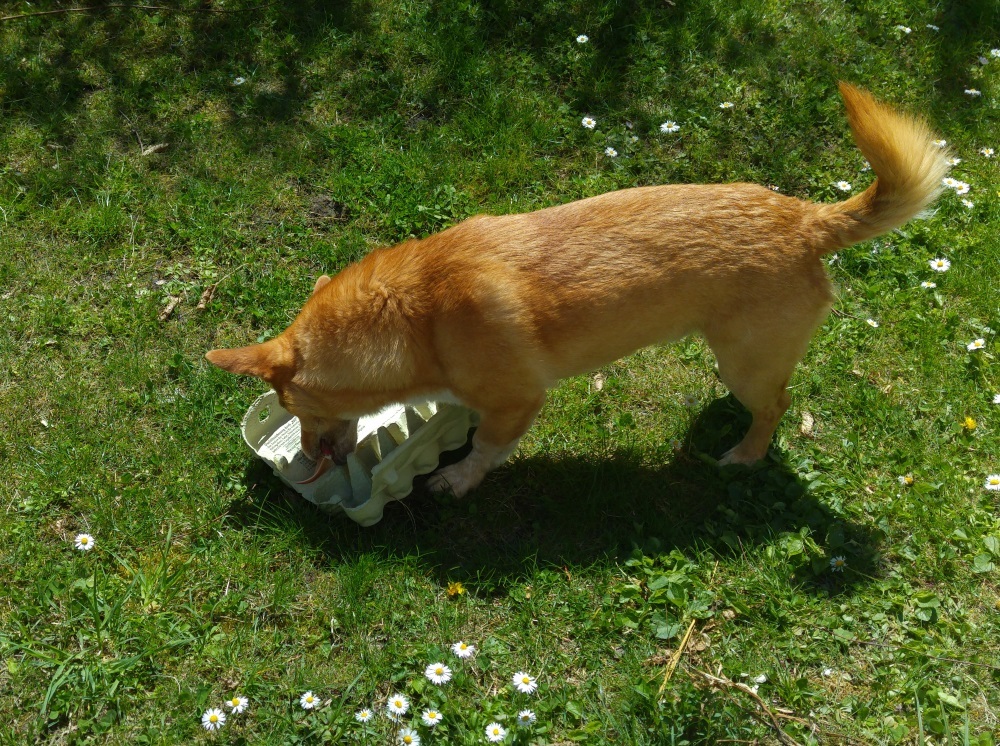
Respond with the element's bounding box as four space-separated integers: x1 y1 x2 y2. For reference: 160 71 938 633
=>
241 391 478 526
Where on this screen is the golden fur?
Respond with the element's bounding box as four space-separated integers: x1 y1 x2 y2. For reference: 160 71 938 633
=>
207 83 948 497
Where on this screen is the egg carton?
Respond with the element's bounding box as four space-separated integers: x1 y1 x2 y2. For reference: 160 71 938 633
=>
241 391 478 526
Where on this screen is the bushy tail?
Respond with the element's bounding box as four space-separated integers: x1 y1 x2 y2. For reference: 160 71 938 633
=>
814 83 949 251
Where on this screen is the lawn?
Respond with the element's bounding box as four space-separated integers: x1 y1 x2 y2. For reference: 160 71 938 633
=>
1 0 999 743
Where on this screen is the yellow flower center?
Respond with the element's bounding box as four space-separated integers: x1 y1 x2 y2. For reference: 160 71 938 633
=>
210 715 218 722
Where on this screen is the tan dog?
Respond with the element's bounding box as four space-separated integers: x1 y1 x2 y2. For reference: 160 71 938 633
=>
207 83 947 498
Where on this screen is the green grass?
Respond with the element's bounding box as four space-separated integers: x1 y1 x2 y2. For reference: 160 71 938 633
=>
1 0 999 743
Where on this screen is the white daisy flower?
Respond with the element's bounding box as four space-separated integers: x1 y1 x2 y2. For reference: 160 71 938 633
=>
830 556 847 572
604 147 618 157
753 674 768 684
451 641 476 659
513 672 538 694
517 709 537 727
929 257 951 272
942 176 959 188
581 116 596 129
980 147 994 158
954 180 971 194
985 474 1000 491
225 695 248 714
898 474 914 486
895 25 911 34
822 667 835 677
962 199 975 208
576 34 589 43
932 139 947 148
835 180 852 192
681 393 698 408
421 709 444 727
828 253 839 264
202 708 226 731
485 722 507 742
355 707 374 723
967 338 986 351
965 88 982 97
926 24 940 31
386 693 410 720
425 662 452 685
300 691 319 710
398 728 420 746
946 156 962 166
866 318 879 328
993 393 1000 404
920 281 936 289
233 76 246 86
719 101 735 109
660 121 680 133
629 135 638 143
74 533 95 551
861 160 871 171
992 49 1000 58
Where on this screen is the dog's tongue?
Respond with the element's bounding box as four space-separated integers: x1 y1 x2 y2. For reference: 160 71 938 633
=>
298 455 333 485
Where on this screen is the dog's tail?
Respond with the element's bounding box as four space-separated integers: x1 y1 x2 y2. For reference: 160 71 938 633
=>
813 82 949 251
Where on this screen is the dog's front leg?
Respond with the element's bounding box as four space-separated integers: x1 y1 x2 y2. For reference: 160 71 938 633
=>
426 398 543 498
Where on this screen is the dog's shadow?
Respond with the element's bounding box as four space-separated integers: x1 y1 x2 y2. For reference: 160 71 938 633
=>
230 395 879 595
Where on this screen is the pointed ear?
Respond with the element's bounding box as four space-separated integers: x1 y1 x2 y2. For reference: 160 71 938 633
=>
205 339 293 383
313 274 331 294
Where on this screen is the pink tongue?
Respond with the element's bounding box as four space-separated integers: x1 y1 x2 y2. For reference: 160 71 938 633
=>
297 455 333 485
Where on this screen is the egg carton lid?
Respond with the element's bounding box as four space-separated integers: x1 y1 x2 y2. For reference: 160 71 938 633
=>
241 391 477 526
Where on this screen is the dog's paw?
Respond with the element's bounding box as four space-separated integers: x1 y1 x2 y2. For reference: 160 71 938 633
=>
426 462 479 498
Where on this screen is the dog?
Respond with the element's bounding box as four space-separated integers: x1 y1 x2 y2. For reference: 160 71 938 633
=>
207 83 947 498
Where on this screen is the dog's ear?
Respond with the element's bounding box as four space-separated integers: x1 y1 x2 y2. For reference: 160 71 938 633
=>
205 338 293 384
313 274 331 294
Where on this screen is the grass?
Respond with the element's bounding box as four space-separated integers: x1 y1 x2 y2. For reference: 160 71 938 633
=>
1 0 999 743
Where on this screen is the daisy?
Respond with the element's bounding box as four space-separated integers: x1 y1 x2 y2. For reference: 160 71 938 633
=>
74 533 95 551
398 728 421 746
993 394 1000 404
992 49 1000 58
517 709 537 727
355 707 374 723
485 722 507 742
719 101 734 109
202 708 226 731
895 25 911 34
605 147 618 157
985 474 1000 491
962 199 975 208
576 34 589 43
946 156 962 166
225 695 248 714
660 121 680 133
926 24 940 31
233 76 246 86
835 181 852 192
965 88 982 97
581 116 596 129
451 641 476 659
830 556 847 572
822 667 835 677
386 693 410 720
513 672 538 694
932 139 947 148
920 281 936 288
967 338 986 351
753 674 768 684
425 662 452 685
929 257 951 272
421 709 444 727
898 474 914 486
866 318 879 328
954 180 970 194
300 691 319 710
980 147 994 158
942 176 959 188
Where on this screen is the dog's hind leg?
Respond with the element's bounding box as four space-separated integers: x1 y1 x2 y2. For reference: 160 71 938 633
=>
426 396 544 498
706 309 826 466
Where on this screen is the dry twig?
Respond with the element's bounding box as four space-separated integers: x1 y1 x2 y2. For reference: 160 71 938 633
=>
690 668 807 746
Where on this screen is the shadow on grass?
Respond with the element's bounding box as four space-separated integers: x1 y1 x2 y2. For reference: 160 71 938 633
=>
229 394 881 596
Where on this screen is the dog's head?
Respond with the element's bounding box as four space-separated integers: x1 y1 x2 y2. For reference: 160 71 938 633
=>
205 275 359 473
